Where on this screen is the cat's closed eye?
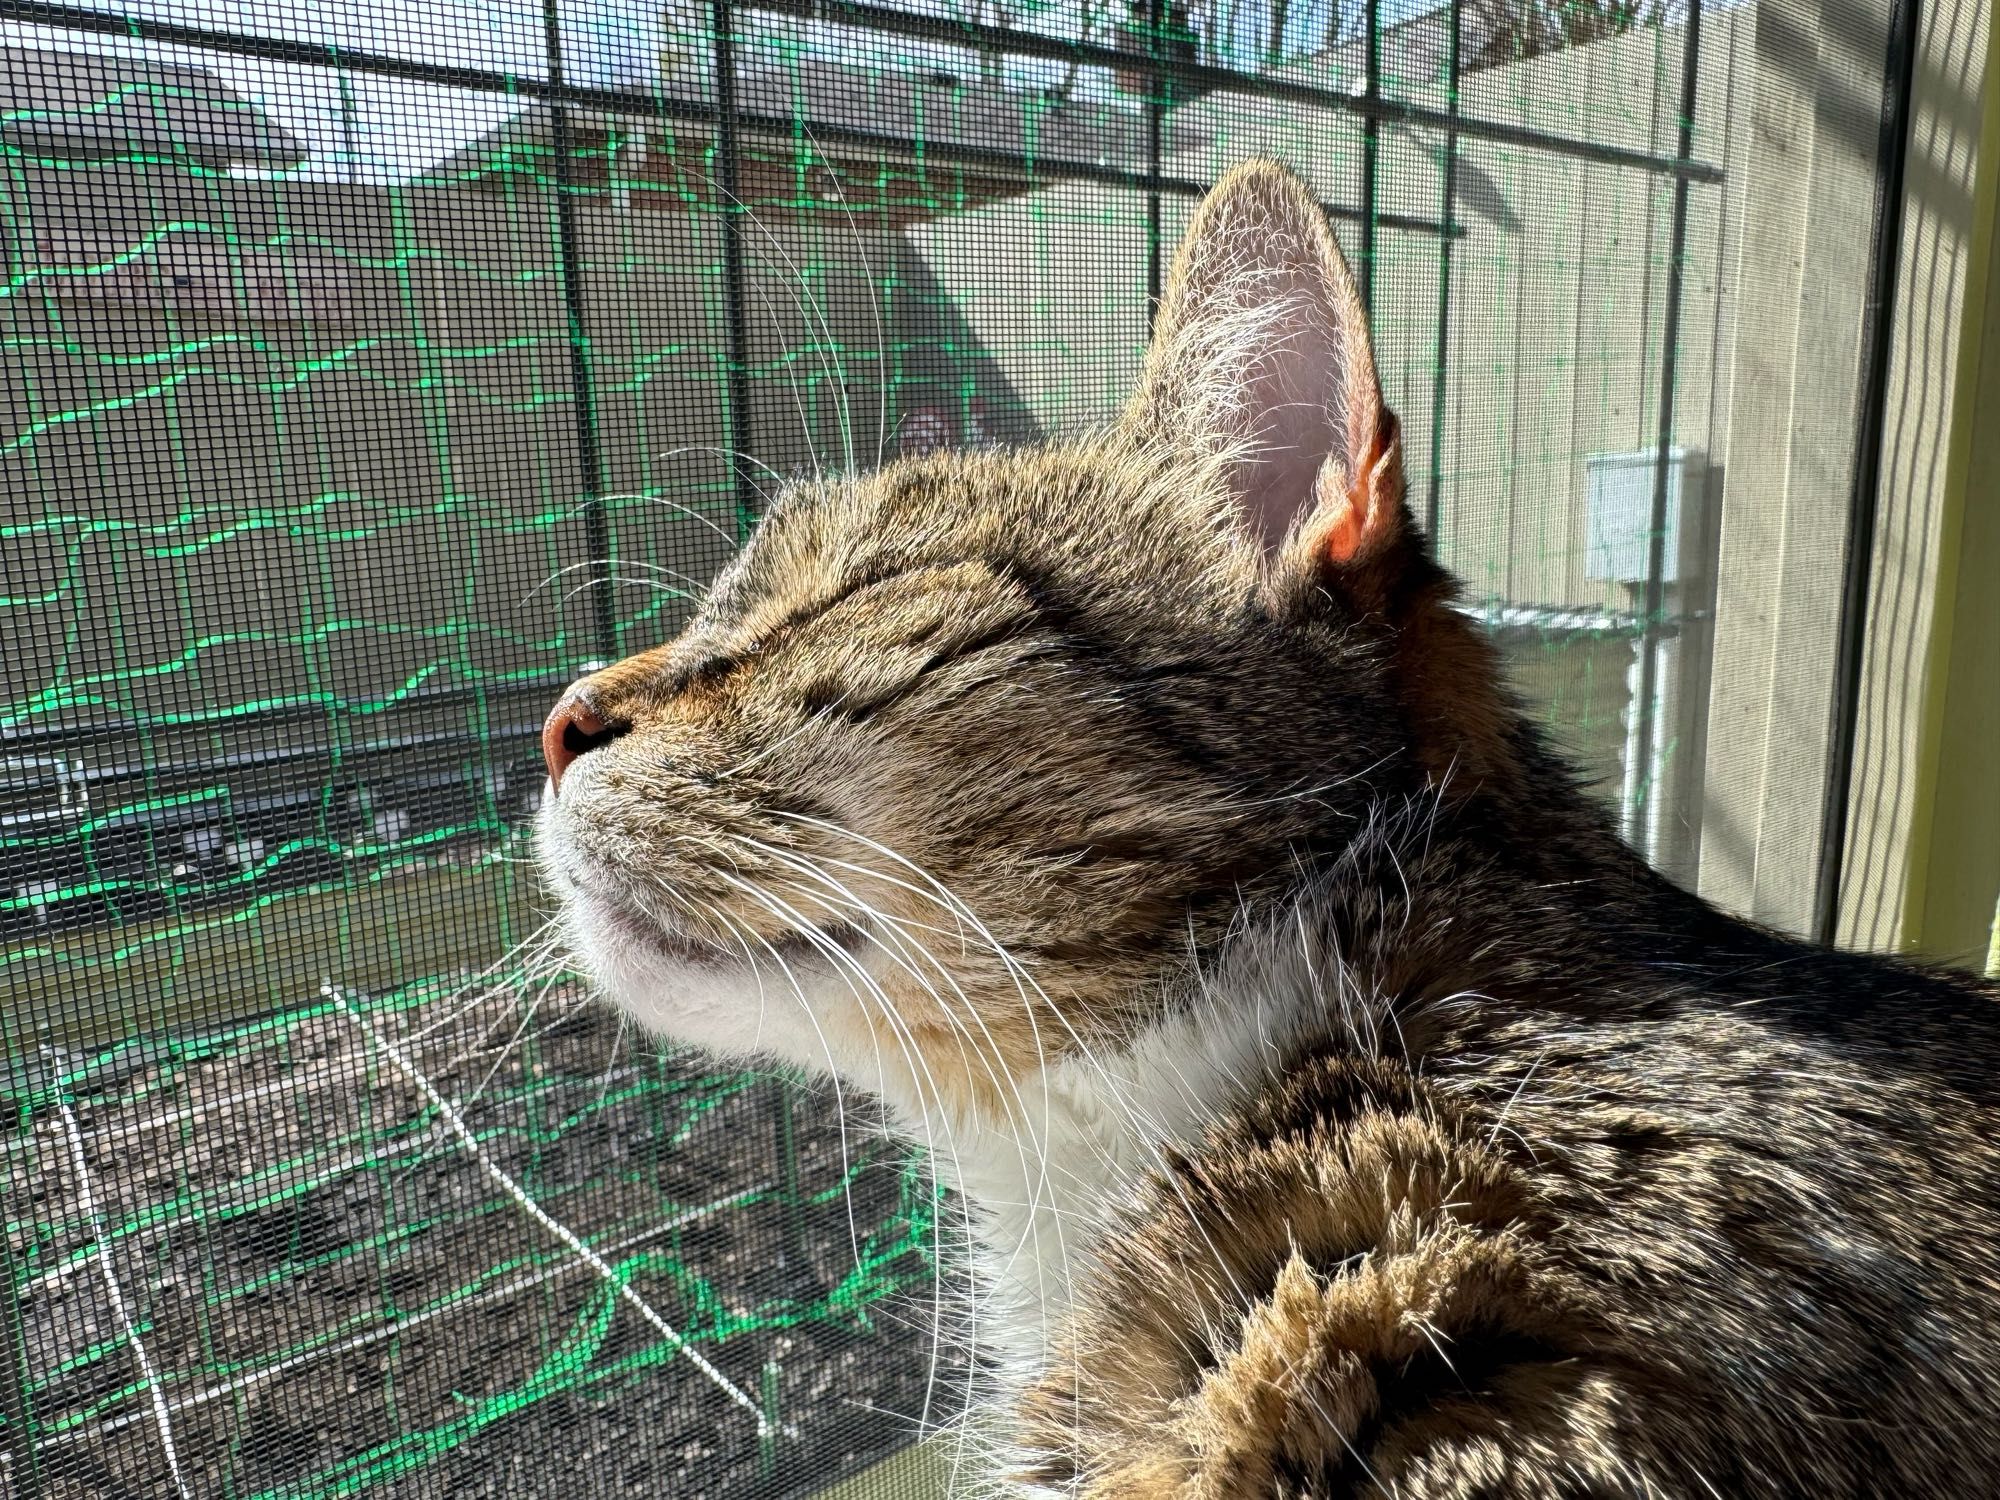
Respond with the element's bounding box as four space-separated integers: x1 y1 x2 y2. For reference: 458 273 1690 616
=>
663 652 742 697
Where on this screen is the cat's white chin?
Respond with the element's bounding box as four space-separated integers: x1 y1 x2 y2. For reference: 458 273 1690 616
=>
553 881 876 1076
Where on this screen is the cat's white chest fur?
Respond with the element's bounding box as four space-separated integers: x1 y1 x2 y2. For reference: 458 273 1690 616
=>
885 972 1307 1381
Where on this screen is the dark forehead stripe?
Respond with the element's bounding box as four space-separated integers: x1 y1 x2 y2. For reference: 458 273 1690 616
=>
758 567 903 642
975 550 1276 779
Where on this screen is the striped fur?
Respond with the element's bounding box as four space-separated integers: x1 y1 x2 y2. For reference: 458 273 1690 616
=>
539 160 2000 1496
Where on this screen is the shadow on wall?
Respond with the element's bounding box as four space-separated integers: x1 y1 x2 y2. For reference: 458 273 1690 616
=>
889 242 1043 457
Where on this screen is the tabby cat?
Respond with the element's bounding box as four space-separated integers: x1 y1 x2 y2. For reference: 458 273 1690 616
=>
536 159 2000 1497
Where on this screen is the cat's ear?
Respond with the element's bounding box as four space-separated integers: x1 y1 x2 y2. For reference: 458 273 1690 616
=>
1127 159 1411 600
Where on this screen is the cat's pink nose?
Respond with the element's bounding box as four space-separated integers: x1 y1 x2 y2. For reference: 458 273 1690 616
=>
542 688 620 795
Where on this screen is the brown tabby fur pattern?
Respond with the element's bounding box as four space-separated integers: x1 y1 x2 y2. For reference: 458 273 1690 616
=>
538 159 2000 1497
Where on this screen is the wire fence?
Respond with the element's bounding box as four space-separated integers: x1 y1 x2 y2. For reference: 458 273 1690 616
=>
0 0 1921 1490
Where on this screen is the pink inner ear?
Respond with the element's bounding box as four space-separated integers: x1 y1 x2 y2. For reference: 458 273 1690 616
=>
1241 370 1342 546
1229 291 1349 547
1130 161 1391 554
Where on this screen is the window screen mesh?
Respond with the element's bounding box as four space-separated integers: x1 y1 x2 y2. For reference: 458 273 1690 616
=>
0 0 1915 1492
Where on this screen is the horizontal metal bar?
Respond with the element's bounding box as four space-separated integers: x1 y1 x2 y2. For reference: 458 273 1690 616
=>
0 1 574 104
728 104 1455 235
0 0 1457 234
0 0 1722 187
7 722 544 800
758 0 1726 184
0 677 568 753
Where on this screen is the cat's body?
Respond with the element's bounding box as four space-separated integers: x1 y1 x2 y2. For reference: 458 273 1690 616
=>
1010 796 2000 1496
536 161 2000 1495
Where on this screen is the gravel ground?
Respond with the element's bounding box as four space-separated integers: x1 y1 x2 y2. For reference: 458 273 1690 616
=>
3 982 961 1500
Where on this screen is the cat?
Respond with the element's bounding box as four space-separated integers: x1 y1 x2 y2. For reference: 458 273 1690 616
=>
536 158 2000 1497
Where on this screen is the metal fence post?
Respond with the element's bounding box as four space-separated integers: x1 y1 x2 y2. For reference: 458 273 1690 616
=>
1815 0 1924 944
1359 0 1382 314
1424 0 1462 550
1630 0 1704 855
543 0 620 665
710 0 759 537
1145 0 1165 328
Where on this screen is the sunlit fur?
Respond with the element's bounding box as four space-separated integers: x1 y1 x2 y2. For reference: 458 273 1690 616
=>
541 161 2000 1496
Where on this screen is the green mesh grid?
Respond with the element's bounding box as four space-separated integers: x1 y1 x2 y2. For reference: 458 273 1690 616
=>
0 0 1908 1492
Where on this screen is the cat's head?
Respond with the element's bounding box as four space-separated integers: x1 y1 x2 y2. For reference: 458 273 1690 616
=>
536 160 1514 1114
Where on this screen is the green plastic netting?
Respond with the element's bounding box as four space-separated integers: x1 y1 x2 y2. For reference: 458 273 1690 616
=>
0 0 1916 1491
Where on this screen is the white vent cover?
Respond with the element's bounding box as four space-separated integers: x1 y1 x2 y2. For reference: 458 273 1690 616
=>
1583 447 1708 584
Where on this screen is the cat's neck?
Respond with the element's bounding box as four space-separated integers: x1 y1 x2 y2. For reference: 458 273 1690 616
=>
887 826 1446 1372
911 958 1329 1371
884 789 1667 1376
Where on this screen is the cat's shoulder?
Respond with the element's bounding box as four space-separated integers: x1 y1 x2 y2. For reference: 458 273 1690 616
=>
1015 1049 1694 1497
1014 946 2000 1498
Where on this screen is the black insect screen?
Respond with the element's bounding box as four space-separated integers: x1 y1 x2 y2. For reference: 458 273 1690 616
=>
0 0 1918 1491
